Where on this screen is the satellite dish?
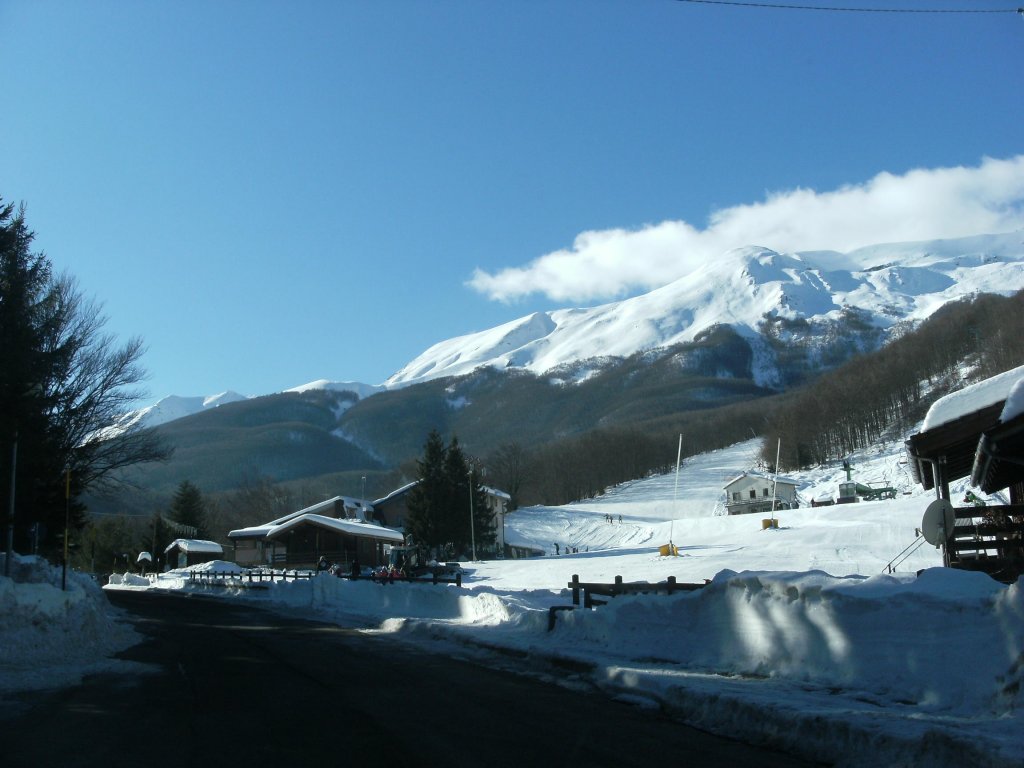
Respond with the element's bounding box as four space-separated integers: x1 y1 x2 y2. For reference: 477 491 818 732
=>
921 499 955 546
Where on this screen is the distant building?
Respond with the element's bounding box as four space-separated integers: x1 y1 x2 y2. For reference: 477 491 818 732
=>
370 481 418 530
481 485 512 556
227 495 400 569
164 539 223 569
724 472 800 516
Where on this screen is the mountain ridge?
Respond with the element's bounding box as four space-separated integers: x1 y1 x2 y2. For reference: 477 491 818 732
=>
135 231 1024 428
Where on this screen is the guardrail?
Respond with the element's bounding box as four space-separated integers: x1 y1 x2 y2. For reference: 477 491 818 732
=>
548 574 708 631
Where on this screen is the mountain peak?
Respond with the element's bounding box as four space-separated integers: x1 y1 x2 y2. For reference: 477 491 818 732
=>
385 232 1024 388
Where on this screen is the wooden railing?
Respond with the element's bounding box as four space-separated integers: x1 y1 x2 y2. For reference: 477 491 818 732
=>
187 568 462 588
548 574 708 630
948 505 1024 584
188 569 313 587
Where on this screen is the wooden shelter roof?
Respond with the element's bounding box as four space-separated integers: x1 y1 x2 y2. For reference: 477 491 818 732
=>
970 410 1024 494
905 401 1005 492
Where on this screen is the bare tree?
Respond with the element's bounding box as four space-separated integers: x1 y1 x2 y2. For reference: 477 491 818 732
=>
1 199 170 559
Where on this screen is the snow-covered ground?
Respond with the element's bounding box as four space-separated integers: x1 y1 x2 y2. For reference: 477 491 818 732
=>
3 438 1022 767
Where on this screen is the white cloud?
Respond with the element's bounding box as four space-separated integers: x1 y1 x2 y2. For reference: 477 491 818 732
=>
468 156 1024 303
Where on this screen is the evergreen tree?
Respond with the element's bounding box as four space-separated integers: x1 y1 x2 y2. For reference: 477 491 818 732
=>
406 430 495 559
405 430 448 552
169 480 207 539
444 437 494 558
0 198 169 566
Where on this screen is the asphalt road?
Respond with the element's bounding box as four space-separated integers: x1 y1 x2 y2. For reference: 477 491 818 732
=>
2 591 821 768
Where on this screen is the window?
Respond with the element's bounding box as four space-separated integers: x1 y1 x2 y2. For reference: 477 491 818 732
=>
749 489 756 499
732 492 741 502
763 488 770 497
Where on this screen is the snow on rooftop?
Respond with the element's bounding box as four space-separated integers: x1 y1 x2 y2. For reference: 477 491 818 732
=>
264 513 404 543
723 470 799 487
1000 377 1024 423
163 538 223 554
371 480 418 506
922 364 1024 431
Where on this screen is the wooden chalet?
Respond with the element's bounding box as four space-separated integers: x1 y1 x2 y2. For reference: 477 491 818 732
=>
228 495 402 570
905 366 1024 584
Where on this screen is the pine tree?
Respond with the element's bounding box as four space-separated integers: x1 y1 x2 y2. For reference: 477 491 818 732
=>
406 431 495 559
169 480 207 539
405 430 448 552
444 436 494 558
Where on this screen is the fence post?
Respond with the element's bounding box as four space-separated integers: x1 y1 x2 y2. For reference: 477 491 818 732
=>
614 575 623 595
456 572 462 587
667 575 676 594
571 574 580 606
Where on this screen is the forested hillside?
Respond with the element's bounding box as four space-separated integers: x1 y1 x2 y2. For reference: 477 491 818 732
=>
503 291 1024 507
761 290 1024 469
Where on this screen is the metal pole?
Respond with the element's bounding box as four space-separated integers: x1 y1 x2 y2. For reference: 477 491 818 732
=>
671 433 682 548
770 438 781 524
468 468 476 561
62 468 70 590
5 433 16 578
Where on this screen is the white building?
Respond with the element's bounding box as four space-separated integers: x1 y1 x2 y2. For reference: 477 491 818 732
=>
724 471 800 516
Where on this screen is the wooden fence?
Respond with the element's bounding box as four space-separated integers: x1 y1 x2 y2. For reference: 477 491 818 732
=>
548 574 708 630
188 570 313 588
948 505 1024 584
187 568 462 588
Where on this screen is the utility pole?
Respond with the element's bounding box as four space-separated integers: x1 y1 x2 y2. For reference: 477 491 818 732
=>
5 432 17 578
62 467 70 590
468 467 477 561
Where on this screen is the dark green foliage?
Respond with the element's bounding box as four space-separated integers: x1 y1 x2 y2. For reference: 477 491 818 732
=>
115 390 381 495
169 480 207 539
0 198 168 560
406 431 494 558
405 430 448 550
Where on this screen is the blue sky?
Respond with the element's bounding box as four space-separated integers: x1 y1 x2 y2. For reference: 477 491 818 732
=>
2 1 1022 401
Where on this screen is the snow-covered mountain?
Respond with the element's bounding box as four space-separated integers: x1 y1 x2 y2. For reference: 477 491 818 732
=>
385 232 1024 387
119 391 250 430
133 231 1024 428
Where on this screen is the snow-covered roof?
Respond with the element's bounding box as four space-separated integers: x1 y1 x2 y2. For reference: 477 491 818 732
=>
723 471 799 489
923 364 1024 431
228 495 373 539
371 480 511 506
263 513 404 543
371 480 419 506
163 538 223 555
482 485 511 501
999 377 1024 423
